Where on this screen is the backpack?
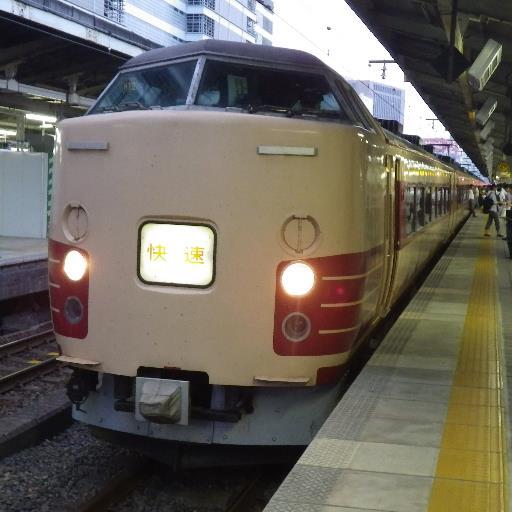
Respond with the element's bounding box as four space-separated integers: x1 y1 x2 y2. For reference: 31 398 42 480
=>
482 195 494 214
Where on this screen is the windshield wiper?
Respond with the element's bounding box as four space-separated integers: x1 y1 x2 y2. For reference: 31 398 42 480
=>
117 101 149 111
245 104 291 115
290 106 342 118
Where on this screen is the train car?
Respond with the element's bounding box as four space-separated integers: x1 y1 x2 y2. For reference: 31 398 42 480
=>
49 41 482 456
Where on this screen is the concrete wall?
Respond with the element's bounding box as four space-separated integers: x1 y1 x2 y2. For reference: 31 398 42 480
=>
0 152 48 239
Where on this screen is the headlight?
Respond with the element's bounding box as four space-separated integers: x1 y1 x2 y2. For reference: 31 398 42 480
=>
63 250 88 281
281 262 315 296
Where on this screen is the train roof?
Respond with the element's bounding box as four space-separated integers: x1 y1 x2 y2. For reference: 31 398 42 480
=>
120 40 327 71
385 129 483 182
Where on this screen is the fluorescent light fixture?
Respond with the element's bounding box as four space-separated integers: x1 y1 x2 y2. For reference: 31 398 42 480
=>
468 39 502 91
41 123 55 129
479 120 495 141
476 96 498 126
0 129 16 136
26 113 57 123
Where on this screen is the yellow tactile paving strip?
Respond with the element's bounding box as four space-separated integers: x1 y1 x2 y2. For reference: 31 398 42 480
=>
428 238 508 512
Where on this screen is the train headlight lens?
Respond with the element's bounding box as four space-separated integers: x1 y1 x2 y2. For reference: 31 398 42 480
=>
64 296 84 324
282 312 311 342
281 262 315 296
63 250 88 281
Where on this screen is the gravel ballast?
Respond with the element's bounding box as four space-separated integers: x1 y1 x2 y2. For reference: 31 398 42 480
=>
0 423 143 512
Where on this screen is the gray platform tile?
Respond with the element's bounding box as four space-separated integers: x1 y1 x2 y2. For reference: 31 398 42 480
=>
371 397 448 423
422 302 468 318
346 366 397 396
317 395 379 439
299 438 438 477
384 367 454 386
266 501 380 512
377 380 452 404
395 339 459 358
299 438 358 469
270 465 345 505
370 353 456 371
357 416 443 447
415 291 468 305
320 468 432 512
347 442 438 477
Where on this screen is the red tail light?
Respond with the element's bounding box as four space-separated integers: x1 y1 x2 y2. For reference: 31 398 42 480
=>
48 239 89 339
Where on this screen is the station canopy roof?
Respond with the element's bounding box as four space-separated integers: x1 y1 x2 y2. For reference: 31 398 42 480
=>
0 2 156 139
346 0 512 178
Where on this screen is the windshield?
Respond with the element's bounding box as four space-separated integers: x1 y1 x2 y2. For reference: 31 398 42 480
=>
89 60 197 114
195 60 348 120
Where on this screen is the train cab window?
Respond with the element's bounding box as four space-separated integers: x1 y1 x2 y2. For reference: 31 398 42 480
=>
336 80 376 130
195 60 350 122
405 186 415 235
90 60 198 113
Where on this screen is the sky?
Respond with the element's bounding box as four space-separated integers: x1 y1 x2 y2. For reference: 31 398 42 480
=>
272 0 452 140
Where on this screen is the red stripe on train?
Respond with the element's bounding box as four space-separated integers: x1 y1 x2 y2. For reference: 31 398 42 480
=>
273 248 383 356
48 239 89 339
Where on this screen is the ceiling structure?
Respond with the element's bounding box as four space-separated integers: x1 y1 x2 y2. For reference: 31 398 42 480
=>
346 0 512 177
0 2 157 146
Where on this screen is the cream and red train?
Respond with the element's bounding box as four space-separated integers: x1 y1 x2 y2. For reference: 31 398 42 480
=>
50 41 482 449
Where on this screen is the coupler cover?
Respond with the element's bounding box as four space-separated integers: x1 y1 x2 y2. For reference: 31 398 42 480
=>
135 377 190 425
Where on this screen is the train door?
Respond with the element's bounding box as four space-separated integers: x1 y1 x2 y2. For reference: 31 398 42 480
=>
377 155 399 317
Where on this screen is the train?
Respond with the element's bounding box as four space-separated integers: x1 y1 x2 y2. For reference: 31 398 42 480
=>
49 40 483 462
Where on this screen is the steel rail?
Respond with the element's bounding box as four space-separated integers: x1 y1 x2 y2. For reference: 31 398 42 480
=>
0 327 60 394
76 461 157 512
0 357 60 394
225 469 265 512
0 327 55 357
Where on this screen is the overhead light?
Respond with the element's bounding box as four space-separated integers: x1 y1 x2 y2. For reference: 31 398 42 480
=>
468 39 502 91
41 123 55 129
479 120 495 141
25 113 57 123
476 96 498 126
0 129 16 137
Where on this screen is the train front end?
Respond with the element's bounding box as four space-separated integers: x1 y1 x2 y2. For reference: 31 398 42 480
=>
49 41 384 448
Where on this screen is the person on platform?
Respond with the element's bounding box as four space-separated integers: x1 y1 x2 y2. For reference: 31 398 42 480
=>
468 185 476 217
505 185 512 257
498 185 507 221
484 184 503 238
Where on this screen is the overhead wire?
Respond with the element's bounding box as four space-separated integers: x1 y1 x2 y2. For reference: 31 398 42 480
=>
271 7 407 122
271 6 481 174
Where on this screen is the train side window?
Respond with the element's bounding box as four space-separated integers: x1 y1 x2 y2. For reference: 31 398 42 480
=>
425 187 432 223
438 188 444 215
416 187 425 229
405 186 416 235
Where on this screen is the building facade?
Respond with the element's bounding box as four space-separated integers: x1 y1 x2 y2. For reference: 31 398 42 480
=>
66 0 274 47
349 80 405 127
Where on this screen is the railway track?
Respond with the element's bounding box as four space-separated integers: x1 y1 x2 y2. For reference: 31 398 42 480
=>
76 464 278 512
0 327 60 394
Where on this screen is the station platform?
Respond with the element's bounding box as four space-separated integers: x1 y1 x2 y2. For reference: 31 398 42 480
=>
0 236 48 301
265 216 512 512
